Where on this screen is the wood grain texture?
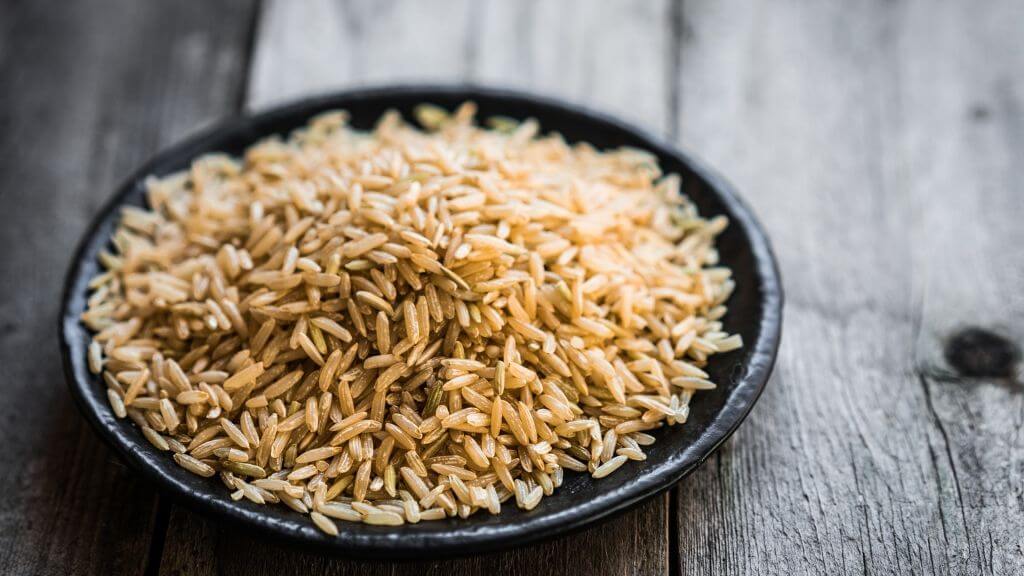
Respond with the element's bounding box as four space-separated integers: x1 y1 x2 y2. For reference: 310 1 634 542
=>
0 0 256 574
247 0 672 133
906 1 1024 574
247 0 476 110
158 497 668 576
7 0 1021 574
161 1 672 574
671 0 1024 574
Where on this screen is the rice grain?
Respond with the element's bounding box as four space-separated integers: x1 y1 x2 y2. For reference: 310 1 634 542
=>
84 103 740 534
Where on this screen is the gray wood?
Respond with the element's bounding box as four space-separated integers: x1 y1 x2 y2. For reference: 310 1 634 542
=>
247 0 672 132
247 0 476 110
672 1 1024 574
158 497 667 575
907 1 1024 574
0 0 257 574
7 0 1021 574
161 1 673 574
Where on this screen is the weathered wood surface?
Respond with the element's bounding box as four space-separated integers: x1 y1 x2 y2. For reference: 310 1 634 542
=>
672 1 1024 574
0 1 257 575
157 497 668 576
3 1 1023 575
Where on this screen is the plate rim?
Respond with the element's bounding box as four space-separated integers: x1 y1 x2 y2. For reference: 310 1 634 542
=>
59 83 784 559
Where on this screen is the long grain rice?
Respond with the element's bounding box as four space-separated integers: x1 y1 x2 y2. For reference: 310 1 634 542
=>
83 103 740 534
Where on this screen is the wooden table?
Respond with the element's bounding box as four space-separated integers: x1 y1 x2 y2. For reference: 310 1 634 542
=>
2 1 1022 574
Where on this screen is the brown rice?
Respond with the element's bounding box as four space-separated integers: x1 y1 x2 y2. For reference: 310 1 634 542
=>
82 103 740 534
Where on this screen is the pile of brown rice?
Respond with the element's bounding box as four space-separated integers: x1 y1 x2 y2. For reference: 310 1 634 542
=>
82 103 741 534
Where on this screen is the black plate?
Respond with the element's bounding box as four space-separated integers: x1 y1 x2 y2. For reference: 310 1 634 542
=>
60 85 783 559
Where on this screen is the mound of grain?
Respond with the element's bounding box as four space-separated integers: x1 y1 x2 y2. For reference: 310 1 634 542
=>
83 103 741 534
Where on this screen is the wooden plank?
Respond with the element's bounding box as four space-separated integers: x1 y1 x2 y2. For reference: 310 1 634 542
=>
161 1 672 574
158 497 668 575
247 0 672 133
0 1 257 574
903 1 1024 574
671 1 1024 574
247 0 476 110
469 0 673 133
671 0 934 573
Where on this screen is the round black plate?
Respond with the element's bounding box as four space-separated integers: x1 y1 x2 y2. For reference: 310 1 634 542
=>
60 85 783 559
